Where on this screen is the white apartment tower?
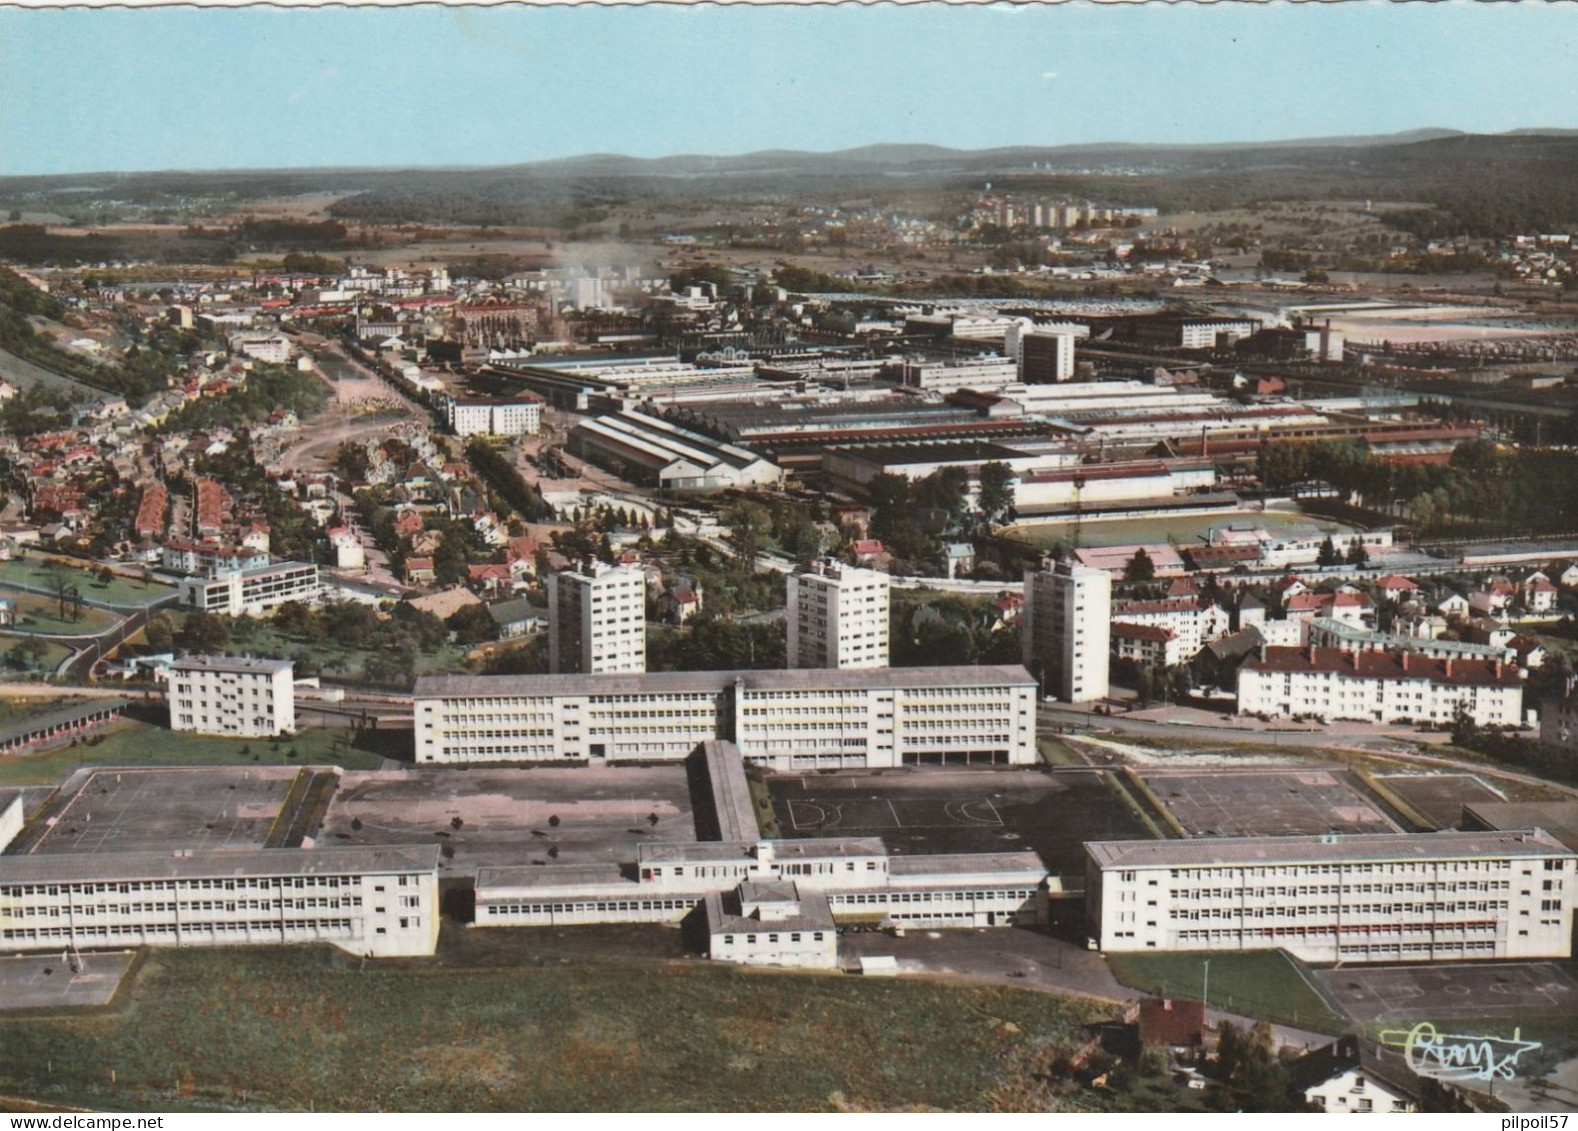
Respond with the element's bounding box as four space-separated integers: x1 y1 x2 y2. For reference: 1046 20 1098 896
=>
169 655 296 737
1016 327 1078 383
787 559 890 670
548 561 647 674
1023 559 1111 702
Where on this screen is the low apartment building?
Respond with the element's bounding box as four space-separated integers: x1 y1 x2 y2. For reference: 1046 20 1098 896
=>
1236 645 1523 726
0 846 442 958
413 664 1038 769
447 395 542 438
179 561 321 617
1109 597 1229 659
1541 695 1578 756
1086 830 1575 964
169 655 295 737
1112 623 1183 669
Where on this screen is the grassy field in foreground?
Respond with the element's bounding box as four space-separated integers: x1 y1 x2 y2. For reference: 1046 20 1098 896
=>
0 947 1110 1113
1107 950 1346 1034
0 718 391 785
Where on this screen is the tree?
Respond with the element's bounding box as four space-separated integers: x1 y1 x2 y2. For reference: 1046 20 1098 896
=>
96 566 114 587
1316 536 1340 568
1123 548 1156 582
177 612 230 654
977 461 1016 524
1345 538 1370 567
143 613 174 653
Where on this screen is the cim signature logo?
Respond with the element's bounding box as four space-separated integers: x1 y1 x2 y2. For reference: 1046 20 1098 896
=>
1379 1022 1542 1083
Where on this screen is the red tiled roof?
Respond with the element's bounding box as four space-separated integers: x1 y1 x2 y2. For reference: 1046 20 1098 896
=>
1244 646 1520 687
1113 622 1175 642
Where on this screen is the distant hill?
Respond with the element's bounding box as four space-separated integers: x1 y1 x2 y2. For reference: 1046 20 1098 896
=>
3 128 1578 240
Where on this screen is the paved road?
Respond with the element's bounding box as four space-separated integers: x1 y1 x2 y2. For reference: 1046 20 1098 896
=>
840 928 1333 1051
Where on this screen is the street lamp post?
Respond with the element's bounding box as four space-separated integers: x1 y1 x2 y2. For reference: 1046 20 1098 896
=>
1202 957 1210 1009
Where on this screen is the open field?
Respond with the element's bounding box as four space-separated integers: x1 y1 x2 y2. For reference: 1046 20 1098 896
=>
1323 962 1578 1025
320 765 699 873
25 765 303 856
0 559 170 606
0 719 389 786
1 592 118 635
1107 949 1345 1034
1372 772 1507 830
1005 508 1356 550
767 767 1154 877
0 635 74 671
0 945 1111 1112
1141 767 1400 838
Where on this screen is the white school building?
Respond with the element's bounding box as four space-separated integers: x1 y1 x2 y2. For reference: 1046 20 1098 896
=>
0 845 442 958
412 664 1038 769
1086 830 1575 964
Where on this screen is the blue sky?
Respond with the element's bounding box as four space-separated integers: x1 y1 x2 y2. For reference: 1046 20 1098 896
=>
2 2 1575 176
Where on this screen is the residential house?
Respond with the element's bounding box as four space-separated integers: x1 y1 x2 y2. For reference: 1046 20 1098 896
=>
1375 574 1420 603
486 596 539 639
943 542 976 579
1290 1036 1422 1114
1524 571 1558 614
404 557 437 586
467 563 513 595
1436 592 1471 619
658 585 703 625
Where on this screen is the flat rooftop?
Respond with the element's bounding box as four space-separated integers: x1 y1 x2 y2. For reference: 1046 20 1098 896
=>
24 766 304 857
415 663 1034 700
1088 829 1573 870
1464 801 1578 850
170 655 294 675
0 844 440 885
319 765 699 876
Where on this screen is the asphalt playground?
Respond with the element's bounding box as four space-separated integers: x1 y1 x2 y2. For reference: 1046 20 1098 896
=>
1322 962 1578 1023
1141 766 1400 837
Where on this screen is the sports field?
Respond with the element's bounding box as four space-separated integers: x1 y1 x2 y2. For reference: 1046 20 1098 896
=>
1141 767 1399 838
768 767 1155 875
1323 962 1578 1024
